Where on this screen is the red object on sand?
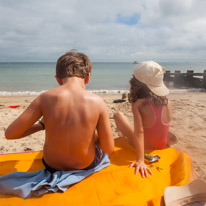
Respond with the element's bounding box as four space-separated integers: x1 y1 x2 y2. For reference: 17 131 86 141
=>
8 105 20 108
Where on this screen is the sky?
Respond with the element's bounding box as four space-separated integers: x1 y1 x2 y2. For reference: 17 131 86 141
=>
0 0 206 62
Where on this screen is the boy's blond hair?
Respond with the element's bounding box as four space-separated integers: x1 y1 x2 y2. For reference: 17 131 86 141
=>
56 51 92 78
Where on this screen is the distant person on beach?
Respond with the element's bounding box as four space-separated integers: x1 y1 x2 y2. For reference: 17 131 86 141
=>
114 61 176 178
5 51 114 172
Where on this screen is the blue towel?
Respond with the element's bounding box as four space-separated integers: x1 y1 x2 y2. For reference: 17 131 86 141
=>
0 152 110 198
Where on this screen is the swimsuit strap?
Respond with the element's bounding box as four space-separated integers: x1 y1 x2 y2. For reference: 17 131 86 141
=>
149 101 163 119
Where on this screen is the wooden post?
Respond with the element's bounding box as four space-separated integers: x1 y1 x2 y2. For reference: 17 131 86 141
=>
187 70 194 77
203 70 206 90
164 70 205 89
174 70 182 86
187 70 194 87
164 70 171 81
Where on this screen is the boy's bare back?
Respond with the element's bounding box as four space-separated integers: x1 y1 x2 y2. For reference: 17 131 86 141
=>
41 80 113 170
5 51 114 171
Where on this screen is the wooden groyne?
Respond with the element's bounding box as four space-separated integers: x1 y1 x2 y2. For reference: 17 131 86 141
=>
164 70 206 89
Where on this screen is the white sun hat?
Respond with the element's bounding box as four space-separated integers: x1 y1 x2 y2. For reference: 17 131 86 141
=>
164 179 206 206
133 61 169 96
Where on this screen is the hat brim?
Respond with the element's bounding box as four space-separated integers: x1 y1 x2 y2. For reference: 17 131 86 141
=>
147 83 169 97
164 179 206 206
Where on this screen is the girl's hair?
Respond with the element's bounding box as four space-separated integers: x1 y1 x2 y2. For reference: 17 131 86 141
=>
129 76 168 106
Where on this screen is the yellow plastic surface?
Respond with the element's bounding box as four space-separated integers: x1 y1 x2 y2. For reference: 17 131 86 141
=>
0 138 193 206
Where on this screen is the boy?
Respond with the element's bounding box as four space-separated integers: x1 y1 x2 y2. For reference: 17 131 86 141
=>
5 51 114 172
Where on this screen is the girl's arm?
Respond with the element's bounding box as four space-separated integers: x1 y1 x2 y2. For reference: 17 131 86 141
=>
130 101 152 177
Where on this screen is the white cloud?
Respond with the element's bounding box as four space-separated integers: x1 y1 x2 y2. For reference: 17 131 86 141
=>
0 0 206 62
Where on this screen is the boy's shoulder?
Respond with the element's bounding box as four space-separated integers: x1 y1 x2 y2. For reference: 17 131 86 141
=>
83 92 108 112
38 88 58 98
39 88 105 105
40 88 104 103
36 87 63 105
85 91 105 103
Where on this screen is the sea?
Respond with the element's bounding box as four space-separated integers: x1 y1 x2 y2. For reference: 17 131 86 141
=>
0 62 206 96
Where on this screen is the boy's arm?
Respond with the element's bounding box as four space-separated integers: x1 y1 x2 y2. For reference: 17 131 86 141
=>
5 96 43 139
96 99 114 154
17 121 44 138
130 101 152 177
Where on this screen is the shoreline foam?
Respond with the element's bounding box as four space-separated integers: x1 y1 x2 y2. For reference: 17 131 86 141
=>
0 88 205 96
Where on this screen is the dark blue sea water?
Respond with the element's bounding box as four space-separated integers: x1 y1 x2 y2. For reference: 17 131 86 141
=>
0 62 205 95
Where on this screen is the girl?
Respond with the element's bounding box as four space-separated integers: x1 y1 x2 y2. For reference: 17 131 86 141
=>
114 61 174 178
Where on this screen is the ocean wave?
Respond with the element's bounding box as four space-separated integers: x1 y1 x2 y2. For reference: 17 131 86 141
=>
89 89 129 94
0 91 46 96
169 88 205 93
0 88 205 96
0 90 129 96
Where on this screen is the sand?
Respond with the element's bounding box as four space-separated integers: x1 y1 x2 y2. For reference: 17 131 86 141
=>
0 92 206 181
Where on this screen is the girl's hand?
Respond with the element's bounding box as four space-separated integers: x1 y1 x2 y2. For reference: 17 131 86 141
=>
129 160 152 178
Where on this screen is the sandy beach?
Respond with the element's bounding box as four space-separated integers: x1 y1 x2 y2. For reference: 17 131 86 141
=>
0 92 206 181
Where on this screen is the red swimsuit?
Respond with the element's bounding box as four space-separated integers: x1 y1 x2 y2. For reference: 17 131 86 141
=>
143 102 170 150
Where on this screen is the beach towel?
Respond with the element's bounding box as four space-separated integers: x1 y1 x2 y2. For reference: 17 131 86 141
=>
0 137 193 205
0 147 109 198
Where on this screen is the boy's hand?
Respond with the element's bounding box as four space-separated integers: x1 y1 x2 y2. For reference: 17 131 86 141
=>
129 160 152 178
